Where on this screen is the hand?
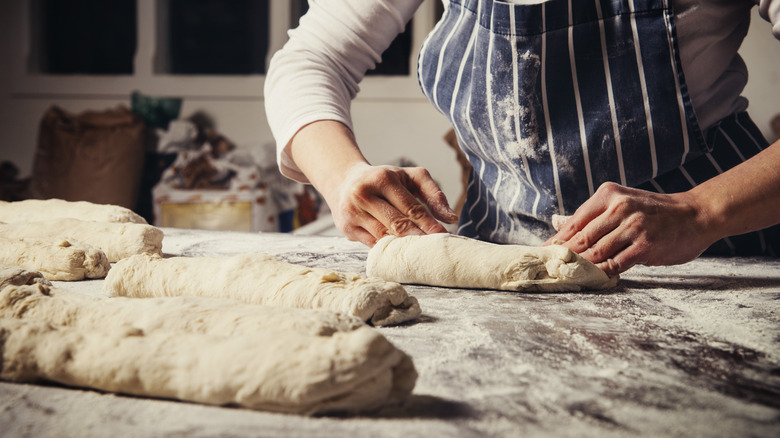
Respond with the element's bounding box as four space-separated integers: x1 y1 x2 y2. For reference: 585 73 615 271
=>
327 163 458 246
545 182 718 276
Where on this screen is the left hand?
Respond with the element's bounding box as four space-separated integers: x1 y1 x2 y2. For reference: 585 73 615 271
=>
545 182 718 277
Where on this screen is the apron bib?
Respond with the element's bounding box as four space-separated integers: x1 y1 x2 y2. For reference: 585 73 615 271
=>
418 0 707 245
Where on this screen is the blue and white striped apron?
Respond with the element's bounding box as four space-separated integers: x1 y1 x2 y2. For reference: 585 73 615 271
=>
418 0 778 256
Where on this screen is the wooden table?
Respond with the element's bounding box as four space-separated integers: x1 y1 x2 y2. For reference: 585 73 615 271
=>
2 228 779 437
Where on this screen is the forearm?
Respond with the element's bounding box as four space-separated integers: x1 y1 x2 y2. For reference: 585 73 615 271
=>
288 120 456 246
287 120 369 198
264 0 423 178
687 139 780 242
758 0 780 39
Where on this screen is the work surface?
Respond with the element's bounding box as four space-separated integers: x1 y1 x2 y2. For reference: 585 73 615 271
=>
2 228 780 437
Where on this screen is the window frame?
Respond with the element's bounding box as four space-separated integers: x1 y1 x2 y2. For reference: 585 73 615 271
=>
9 0 440 101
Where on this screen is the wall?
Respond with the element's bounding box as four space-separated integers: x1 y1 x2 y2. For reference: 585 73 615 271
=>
0 0 461 204
740 8 780 141
0 3 777 210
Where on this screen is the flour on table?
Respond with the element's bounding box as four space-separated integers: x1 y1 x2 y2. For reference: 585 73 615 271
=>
0 199 146 224
366 234 616 292
0 218 162 263
104 253 421 326
0 237 109 281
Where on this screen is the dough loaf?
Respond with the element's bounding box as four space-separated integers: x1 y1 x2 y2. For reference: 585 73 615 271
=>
0 199 146 224
0 316 416 415
0 218 162 262
104 253 421 326
0 237 109 281
366 234 617 292
0 264 51 291
1 283 364 337
0 282 416 414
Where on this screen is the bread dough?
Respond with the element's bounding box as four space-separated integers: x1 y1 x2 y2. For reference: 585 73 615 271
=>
366 234 617 292
104 253 421 326
0 199 146 224
1 283 364 337
0 218 163 262
0 264 51 291
0 315 416 414
551 214 570 231
0 283 416 414
0 237 110 281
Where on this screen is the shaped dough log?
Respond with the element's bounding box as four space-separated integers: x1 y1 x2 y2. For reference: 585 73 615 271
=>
104 253 421 326
0 237 109 281
0 317 417 415
0 264 51 291
0 199 146 224
0 218 162 262
1 283 364 337
366 234 617 292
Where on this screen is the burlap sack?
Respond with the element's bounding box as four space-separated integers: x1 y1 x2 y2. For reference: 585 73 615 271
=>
30 105 145 210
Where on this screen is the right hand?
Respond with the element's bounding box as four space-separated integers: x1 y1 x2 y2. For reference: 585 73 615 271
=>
327 163 458 246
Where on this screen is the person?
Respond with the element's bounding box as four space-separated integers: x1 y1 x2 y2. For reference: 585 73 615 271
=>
265 0 780 277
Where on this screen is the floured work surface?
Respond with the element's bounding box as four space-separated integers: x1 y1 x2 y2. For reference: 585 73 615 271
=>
2 228 780 437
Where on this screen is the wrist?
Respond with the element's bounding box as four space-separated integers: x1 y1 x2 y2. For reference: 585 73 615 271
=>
288 120 370 199
678 186 728 247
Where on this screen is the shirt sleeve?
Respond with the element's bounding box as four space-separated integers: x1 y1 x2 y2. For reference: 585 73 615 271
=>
264 0 424 182
758 0 780 39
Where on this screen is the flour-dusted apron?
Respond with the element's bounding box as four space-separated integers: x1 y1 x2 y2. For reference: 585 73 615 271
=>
418 0 777 256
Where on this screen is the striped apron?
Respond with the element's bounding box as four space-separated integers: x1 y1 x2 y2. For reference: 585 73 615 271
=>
418 0 778 256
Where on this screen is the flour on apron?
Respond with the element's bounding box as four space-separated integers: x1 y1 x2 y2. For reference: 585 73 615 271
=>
418 0 777 256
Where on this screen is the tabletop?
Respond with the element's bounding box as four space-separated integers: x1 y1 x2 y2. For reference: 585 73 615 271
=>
2 228 779 437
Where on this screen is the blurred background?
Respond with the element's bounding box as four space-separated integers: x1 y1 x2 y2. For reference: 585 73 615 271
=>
0 0 777 234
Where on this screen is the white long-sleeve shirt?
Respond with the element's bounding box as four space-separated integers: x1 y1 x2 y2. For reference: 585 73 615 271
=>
264 0 780 182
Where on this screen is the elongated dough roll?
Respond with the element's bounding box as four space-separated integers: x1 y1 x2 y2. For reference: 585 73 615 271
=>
366 234 617 292
1 283 364 337
0 264 51 291
0 316 416 415
0 199 146 224
104 253 421 326
0 237 109 281
0 218 162 262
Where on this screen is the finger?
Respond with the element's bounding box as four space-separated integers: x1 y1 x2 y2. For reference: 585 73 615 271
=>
336 203 390 246
342 212 391 246
546 210 600 246
381 180 448 235
560 211 623 255
357 194 427 237
578 225 633 264
595 243 644 277
358 211 394 243
595 258 623 278
345 225 380 247
547 183 623 244
403 168 459 224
